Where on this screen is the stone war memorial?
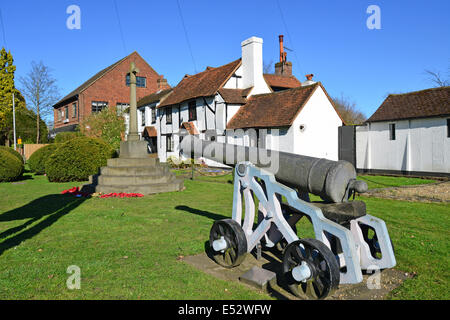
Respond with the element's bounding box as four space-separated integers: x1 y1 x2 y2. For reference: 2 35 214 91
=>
83 62 184 195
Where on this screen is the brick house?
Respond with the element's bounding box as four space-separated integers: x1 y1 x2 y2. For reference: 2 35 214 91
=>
52 51 169 135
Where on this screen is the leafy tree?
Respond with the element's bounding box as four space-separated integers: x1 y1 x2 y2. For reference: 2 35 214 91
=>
3 107 48 144
19 61 60 143
332 94 366 125
0 48 27 144
79 107 125 151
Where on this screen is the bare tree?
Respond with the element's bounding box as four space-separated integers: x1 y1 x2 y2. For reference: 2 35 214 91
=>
424 69 449 87
332 94 366 125
19 61 60 143
263 59 274 74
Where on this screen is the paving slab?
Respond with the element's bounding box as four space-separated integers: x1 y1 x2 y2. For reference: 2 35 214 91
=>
183 248 411 300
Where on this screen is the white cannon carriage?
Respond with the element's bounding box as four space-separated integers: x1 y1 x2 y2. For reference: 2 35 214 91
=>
181 136 396 299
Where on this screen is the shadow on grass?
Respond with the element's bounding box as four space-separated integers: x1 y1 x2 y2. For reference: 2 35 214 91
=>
0 194 87 256
175 205 228 221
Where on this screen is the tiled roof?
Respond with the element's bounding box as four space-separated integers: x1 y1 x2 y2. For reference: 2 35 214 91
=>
142 126 157 137
218 87 253 104
367 86 450 122
263 74 301 89
227 82 320 129
54 52 137 107
137 89 173 107
181 122 199 135
159 59 241 107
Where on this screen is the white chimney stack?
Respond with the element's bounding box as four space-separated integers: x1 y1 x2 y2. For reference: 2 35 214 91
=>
241 36 270 95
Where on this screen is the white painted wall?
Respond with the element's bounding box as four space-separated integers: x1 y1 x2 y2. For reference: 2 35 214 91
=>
223 65 243 89
225 86 342 160
292 86 342 159
356 116 450 173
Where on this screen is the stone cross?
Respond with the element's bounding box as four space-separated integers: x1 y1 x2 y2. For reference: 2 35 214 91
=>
127 61 140 141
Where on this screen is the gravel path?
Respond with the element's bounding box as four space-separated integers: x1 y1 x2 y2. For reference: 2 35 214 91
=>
363 181 450 202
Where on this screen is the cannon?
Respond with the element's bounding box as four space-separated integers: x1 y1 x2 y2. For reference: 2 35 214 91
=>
180 135 396 299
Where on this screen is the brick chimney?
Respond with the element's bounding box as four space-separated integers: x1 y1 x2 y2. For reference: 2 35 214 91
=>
157 76 169 91
274 35 292 76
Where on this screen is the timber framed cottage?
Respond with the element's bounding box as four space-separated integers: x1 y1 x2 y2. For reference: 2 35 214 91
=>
137 36 343 164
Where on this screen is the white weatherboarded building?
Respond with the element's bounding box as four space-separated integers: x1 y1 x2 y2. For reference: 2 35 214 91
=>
137 36 344 165
356 86 450 176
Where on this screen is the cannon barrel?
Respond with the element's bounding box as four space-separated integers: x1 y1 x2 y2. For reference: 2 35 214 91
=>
180 135 367 203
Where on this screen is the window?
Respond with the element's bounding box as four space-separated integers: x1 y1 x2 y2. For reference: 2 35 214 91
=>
141 109 146 126
57 109 62 121
126 74 147 88
151 107 156 123
447 119 450 138
188 100 197 121
166 107 172 124
65 106 69 120
116 103 129 115
389 123 396 140
166 134 173 152
92 101 108 113
72 103 77 118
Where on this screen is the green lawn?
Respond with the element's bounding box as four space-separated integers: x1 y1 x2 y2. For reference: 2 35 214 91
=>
0 170 448 299
357 175 436 190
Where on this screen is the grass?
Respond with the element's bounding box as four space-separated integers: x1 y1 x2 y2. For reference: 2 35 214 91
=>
357 175 437 190
0 170 448 299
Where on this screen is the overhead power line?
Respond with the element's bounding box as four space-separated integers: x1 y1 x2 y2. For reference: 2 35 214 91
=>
276 0 303 76
176 0 197 73
113 0 127 55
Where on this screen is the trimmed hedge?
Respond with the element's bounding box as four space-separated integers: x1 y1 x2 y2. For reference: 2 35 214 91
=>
0 146 24 164
28 144 60 175
0 149 24 182
54 131 82 144
46 137 115 182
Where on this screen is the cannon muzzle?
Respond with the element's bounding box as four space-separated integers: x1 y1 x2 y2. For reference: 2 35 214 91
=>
180 135 367 203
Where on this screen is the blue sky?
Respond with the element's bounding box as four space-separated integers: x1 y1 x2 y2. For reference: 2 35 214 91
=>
1 0 449 121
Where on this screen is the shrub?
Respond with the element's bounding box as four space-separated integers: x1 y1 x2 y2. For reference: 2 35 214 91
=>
79 107 125 151
167 156 202 169
0 146 23 163
0 149 23 182
54 131 82 144
28 144 60 175
0 146 24 175
45 137 115 182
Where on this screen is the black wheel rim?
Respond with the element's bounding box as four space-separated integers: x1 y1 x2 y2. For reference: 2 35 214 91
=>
209 219 247 268
282 239 340 299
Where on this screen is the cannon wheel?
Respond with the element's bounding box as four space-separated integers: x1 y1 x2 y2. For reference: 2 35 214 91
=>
275 224 298 253
282 238 340 299
209 219 247 268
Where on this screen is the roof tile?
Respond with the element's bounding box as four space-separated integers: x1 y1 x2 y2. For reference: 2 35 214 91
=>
227 83 319 129
367 86 450 122
159 59 241 107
